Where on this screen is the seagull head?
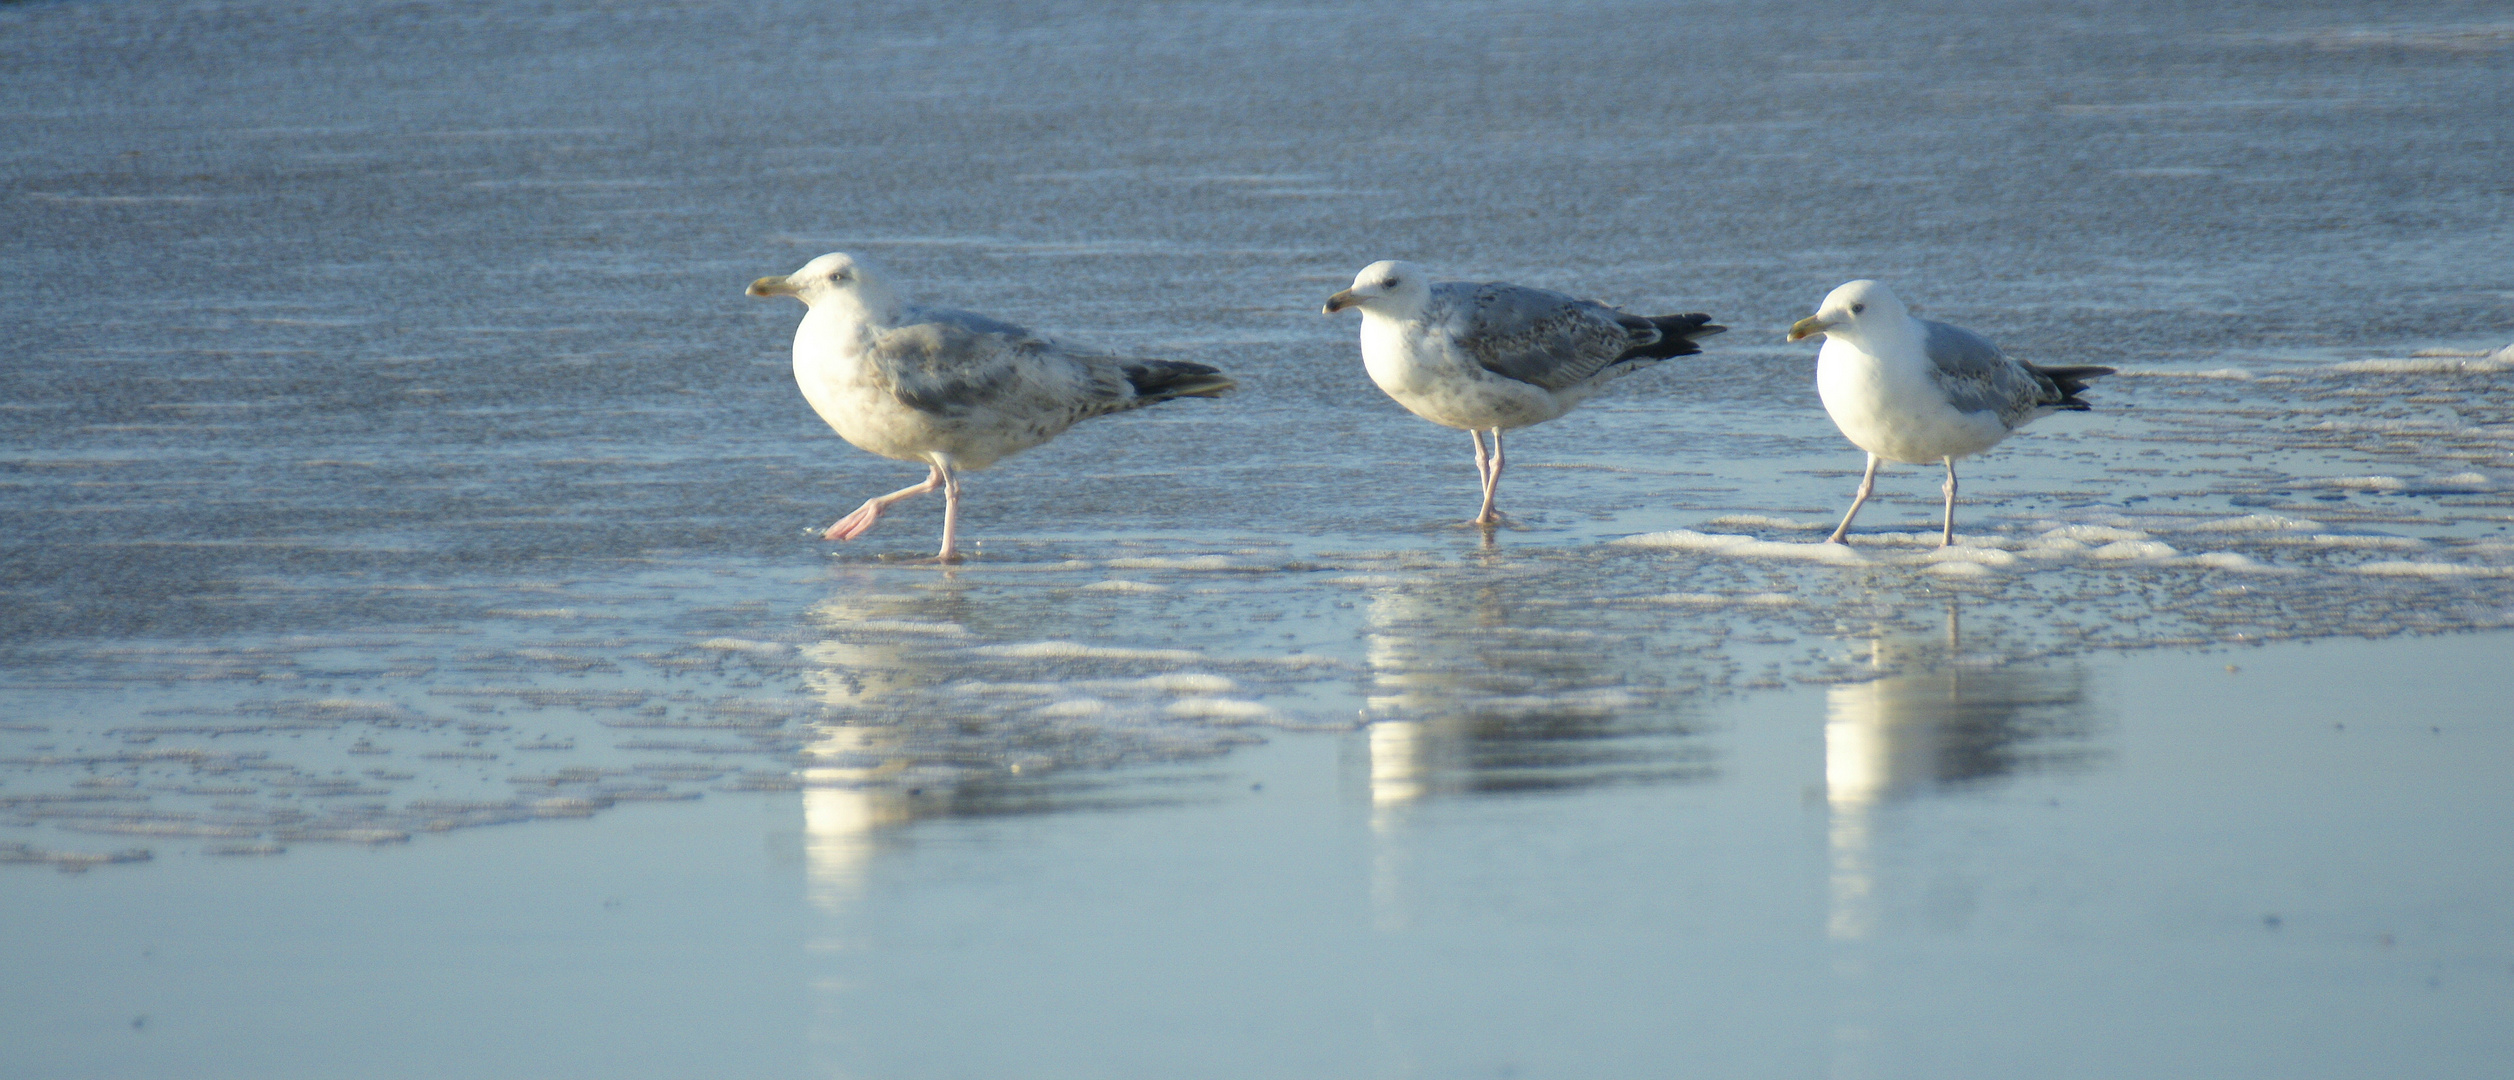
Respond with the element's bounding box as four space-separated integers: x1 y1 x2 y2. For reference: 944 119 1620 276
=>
1322 260 1430 318
748 252 902 318
1787 279 1908 343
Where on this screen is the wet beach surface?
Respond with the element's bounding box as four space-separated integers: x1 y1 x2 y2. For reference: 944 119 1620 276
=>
4 0 2512 1076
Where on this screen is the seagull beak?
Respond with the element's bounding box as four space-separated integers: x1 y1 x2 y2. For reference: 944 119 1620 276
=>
747 275 797 298
1786 314 1835 343
1322 289 1363 315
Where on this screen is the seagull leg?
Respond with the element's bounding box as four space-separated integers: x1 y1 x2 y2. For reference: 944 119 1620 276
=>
1473 429 1506 526
934 462 964 563
1471 429 1492 489
1478 426 1498 512
1826 454 1881 545
1939 457 1959 548
824 465 945 542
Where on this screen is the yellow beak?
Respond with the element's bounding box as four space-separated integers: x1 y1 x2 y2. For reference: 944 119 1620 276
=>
1322 289 1364 315
1786 315 1834 343
747 275 796 298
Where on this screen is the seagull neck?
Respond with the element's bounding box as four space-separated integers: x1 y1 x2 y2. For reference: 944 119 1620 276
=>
1852 315 1921 354
1360 301 1426 326
810 293 903 334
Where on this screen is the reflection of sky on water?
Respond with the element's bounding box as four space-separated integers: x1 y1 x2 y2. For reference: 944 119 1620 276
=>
1824 608 2104 942
1358 564 1714 818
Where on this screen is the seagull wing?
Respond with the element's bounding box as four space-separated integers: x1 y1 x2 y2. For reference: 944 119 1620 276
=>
1918 319 2060 427
870 307 1219 425
873 307 1152 429
1445 282 1661 392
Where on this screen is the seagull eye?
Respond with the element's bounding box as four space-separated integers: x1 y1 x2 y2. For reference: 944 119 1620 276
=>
1383 278 1399 288
1851 303 1866 314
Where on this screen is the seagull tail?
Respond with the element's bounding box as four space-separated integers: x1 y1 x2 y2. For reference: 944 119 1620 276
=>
1623 314 1727 361
2027 363 2116 410
1121 359 1238 404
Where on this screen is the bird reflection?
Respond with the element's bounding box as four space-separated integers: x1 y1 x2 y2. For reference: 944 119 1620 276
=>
794 570 1252 913
1357 561 1710 928
1359 566 1708 817
796 580 955 913
1824 604 2101 940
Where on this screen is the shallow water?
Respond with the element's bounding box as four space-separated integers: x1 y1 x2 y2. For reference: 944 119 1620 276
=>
9 634 2511 1078
3 0 2512 1075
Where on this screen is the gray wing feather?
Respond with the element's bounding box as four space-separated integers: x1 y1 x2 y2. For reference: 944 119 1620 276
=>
908 304 1031 338
865 313 1131 422
1441 282 1657 391
1919 319 2056 426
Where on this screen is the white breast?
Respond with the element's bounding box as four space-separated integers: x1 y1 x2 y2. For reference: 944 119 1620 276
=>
792 310 949 464
1816 334 2010 464
1357 314 1567 432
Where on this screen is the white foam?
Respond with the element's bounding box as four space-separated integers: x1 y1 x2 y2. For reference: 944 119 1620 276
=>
2329 355 2513 374
2093 540 2182 560
972 641 1204 662
2426 473 2494 491
1647 592 1799 607
2187 514 2320 532
1650 592 1726 605
2022 537 2090 557
1240 654 1351 669
2355 561 2511 578
2178 551 2273 571
847 619 971 636
1925 546 2023 568
697 638 788 656
948 680 1065 696
2039 524 2154 544
2260 533 2425 550
1699 514 1828 531
1614 530 1867 563
1037 698 1113 717
1130 673 1238 693
1081 579 1167 593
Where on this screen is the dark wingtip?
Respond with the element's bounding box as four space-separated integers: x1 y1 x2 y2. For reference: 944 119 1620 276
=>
2030 363 2116 401
1123 359 1236 401
1618 314 1726 362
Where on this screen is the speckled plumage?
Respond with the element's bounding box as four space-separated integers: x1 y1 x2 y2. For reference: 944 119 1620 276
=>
1325 259 1724 524
752 252 1233 560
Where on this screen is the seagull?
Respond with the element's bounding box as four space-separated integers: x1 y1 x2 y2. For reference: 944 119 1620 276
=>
748 252 1234 562
1786 280 2114 547
1323 260 1724 525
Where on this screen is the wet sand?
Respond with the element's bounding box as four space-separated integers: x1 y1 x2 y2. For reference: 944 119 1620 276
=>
7 632 2509 1078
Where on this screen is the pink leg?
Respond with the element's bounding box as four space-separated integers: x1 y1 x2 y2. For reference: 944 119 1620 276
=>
1473 428 1506 526
1939 457 1958 548
824 465 944 541
1826 453 1881 545
934 464 964 563
1468 430 1494 524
